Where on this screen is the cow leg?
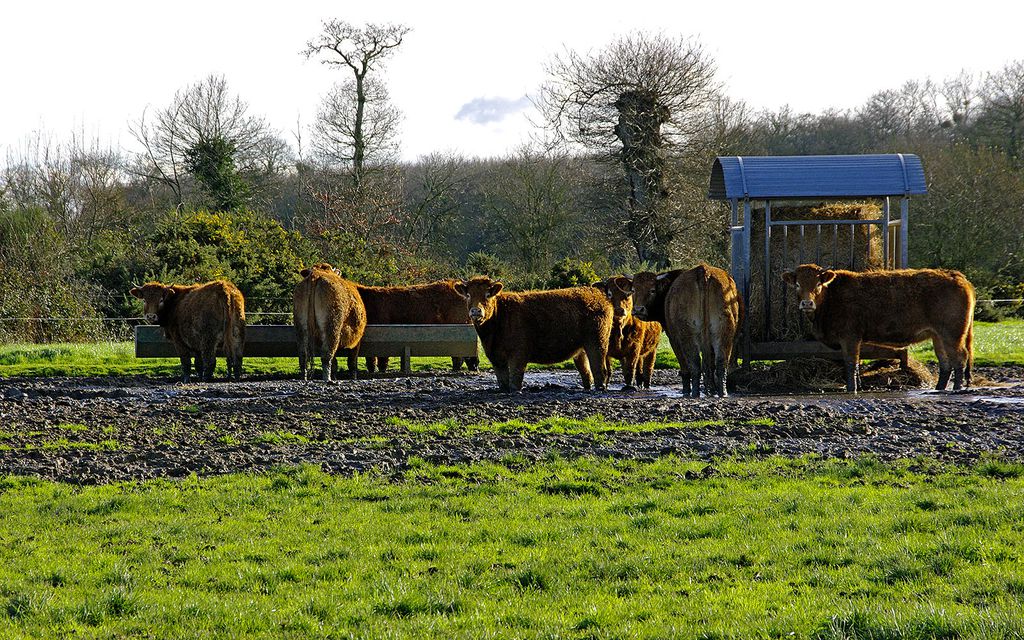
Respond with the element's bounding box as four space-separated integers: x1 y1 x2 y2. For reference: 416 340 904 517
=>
841 341 861 393
714 338 733 398
451 357 463 371
363 356 375 375
688 354 703 399
178 354 192 384
320 351 333 383
508 361 527 393
679 338 702 398
573 352 593 391
950 335 970 391
714 352 729 398
585 343 607 392
933 337 952 391
466 357 480 372
603 355 613 388
377 357 390 373
347 351 360 381
195 349 211 382
621 350 637 391
492 362 511 392
949 339 967 391
641 350 656 389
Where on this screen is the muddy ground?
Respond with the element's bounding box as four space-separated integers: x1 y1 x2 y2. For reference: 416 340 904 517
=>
1 366 1022 484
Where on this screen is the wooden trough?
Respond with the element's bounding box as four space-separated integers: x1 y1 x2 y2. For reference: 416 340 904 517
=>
135 324 480 374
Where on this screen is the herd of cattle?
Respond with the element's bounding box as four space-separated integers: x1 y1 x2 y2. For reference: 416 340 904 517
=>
129 261 976 395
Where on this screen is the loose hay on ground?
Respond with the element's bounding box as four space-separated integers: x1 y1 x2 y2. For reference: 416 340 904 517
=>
732 355 933 393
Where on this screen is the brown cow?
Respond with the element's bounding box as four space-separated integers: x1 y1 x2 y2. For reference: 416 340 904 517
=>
130 280 246 383
629 264 741 398
592 276 662 390
356 280 480 373
294 263 367 382
454 276 613 393
782 264 975 393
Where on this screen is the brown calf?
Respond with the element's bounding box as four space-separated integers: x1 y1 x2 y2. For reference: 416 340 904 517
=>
294 263 367 382
592 276 662 390
782 264 975 393
629 264 741 398
356 280 479 373
454 277 613 392
130 280 246 383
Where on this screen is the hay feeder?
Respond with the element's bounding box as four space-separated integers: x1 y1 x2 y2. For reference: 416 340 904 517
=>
708 154 928 362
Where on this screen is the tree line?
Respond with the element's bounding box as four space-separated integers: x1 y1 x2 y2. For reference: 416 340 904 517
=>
1 22 1022 341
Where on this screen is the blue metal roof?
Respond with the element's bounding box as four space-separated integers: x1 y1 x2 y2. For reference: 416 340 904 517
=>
708 154 927 200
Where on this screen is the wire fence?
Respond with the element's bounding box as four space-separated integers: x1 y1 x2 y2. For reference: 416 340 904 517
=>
0 312 296 343
0 300 1021 344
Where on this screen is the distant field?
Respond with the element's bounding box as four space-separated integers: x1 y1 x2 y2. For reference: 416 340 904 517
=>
0 320 1021 377
1 456 1023 638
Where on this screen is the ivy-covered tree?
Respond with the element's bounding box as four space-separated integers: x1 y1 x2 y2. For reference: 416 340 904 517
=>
183 136 250 211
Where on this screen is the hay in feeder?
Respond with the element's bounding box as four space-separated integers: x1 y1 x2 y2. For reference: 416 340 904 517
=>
746 201 886 343
731 353 933 394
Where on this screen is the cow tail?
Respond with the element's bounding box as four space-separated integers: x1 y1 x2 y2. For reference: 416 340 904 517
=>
223 289 245 376
965 314 974 384
307 277 319 348
697 265 712 357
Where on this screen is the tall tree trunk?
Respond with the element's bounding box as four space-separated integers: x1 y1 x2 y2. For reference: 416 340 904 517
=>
353 72 367 190
614 89 671 268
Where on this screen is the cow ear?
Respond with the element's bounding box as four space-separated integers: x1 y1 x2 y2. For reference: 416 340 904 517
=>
300 268 311 278
454 281 468 297
488 282 503 298
129 287 142 299
819 270 837 286
781 270 796 286
591 281 608 296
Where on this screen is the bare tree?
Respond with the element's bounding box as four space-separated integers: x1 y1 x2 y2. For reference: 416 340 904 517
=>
478 146 588 275
129 74 283 208
2 132 128 245
858 80 941 144
977 60 1024 165
538 32 719 267
302 19 410 190
400 151 468 255
939 71 981 139
311 77 401 170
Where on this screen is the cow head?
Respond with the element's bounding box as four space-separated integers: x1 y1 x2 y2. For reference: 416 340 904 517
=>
130 282 176 324
454 276 503 325
630 271 673 321
593 276 635 336
782 264 836 314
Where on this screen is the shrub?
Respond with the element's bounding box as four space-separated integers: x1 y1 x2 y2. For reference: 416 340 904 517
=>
464 252 507 279
547 257 599 289
142 209 315 313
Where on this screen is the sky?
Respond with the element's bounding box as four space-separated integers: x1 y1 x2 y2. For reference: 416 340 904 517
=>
1 0 1020 163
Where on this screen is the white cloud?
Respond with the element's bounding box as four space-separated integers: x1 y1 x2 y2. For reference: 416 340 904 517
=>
454 96 532 125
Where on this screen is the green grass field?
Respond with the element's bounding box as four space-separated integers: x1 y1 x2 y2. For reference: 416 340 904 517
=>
0 320 1021 378
2 456 1023 638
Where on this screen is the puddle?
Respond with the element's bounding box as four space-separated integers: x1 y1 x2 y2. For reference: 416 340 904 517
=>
973 397 1024 406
